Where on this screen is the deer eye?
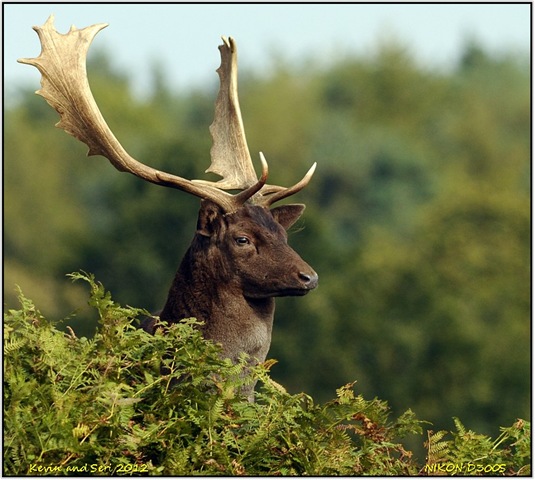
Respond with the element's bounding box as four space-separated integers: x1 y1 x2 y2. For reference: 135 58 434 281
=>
235 236 250 246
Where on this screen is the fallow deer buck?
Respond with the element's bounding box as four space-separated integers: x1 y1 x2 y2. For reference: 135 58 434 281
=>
20 16 318 399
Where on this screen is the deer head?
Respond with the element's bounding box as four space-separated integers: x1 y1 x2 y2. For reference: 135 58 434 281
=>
18 15 316 213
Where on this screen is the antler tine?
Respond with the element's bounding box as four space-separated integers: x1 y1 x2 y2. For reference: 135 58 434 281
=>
18 15 240 212
233 152 269 205
260 161 317 207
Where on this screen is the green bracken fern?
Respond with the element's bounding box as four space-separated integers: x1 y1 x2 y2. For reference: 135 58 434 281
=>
3 272 530 475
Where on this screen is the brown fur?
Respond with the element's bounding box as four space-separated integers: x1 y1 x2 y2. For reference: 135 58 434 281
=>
144 200 317 399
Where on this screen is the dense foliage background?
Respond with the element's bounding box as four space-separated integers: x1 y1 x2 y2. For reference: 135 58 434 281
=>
5 36 530 449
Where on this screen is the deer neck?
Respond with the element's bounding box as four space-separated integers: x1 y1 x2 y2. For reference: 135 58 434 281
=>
160 243 275 362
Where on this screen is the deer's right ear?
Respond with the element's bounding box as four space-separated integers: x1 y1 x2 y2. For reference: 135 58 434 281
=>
271 204 306 231
196 200 224 237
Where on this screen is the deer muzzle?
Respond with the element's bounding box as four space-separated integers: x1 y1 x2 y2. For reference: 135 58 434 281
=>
298 271 319 290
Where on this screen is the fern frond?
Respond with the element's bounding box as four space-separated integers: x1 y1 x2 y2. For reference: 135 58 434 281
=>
429 440 450 456
4 337 26 355
209 398 224 424
425 429 450 463
427 429 447 445
453 416 466 436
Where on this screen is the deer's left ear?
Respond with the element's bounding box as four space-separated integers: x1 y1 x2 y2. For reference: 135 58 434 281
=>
271 204 306 231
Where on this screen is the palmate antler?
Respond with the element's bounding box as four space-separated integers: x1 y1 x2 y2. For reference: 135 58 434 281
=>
18 16 316 213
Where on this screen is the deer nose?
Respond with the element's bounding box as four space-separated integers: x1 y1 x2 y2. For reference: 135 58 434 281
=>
298 271 319 289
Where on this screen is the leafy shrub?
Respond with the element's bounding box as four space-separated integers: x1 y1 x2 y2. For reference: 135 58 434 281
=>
3 273 530 475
